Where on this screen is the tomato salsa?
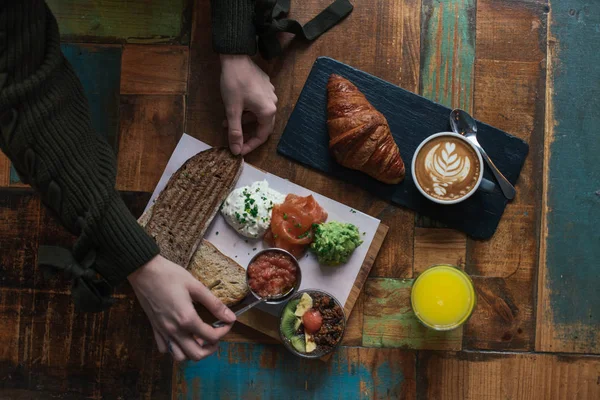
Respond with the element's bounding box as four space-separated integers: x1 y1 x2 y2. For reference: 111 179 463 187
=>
247 251 298 298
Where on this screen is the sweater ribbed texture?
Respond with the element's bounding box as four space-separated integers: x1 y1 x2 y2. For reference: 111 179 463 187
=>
0 1 159 287
210 0 257 54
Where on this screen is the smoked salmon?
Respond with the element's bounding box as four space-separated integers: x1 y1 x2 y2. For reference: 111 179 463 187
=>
265 194 328 257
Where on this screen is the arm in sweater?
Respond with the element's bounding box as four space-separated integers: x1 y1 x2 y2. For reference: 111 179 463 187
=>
210 0 257 55
0 2 159 291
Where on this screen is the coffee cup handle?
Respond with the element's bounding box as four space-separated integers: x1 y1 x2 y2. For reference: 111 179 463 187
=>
478 178 496 193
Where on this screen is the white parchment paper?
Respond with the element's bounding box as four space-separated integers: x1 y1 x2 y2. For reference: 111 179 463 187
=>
145 134 381 315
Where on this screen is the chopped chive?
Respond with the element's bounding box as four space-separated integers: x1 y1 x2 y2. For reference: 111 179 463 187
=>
283 213 288 220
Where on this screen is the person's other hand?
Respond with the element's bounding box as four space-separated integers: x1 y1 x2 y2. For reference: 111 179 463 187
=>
219 54 277 156
128 255 235 361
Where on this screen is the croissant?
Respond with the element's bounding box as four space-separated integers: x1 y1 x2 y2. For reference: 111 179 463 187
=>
326 74 405 184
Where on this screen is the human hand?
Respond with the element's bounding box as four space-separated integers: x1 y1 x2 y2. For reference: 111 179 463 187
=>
219 54 277 156
128 255 236 361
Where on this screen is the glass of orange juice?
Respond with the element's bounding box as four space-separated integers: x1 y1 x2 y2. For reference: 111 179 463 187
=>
410 264 476 331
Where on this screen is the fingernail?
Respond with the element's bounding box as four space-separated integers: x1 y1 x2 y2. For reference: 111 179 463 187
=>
231 144 241 155
226 308 236 322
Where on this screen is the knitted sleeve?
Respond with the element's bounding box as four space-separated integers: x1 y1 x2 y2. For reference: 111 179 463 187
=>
210 0 257 55
0 2 159 290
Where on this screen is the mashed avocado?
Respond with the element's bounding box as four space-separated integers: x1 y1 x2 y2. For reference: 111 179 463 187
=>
311 222 363 265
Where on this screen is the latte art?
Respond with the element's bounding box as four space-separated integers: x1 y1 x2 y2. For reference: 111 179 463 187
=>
424 142 471 196
414 136 481 201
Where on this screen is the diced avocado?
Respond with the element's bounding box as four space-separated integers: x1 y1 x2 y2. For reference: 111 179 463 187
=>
281 307 297 339
305 331 317 353
295 293 313 317
291 336 306 353
310 221 363 265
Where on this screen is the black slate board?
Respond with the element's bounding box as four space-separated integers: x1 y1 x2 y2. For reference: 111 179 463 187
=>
277 57 529 239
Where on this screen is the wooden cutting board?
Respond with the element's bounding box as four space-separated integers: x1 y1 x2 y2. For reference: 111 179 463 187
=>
277 57 530 239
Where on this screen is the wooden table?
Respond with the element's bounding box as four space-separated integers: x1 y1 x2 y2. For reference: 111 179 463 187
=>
1 0 599 399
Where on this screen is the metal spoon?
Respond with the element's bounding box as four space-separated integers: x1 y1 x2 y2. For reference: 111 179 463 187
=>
449 109 516 200
212 289 293 328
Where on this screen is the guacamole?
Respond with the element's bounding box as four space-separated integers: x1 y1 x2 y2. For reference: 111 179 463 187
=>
311 222 363 265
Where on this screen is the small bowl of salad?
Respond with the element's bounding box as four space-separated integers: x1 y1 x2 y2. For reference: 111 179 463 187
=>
279 289 346 358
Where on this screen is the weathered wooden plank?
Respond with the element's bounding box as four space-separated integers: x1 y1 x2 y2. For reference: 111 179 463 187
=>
463 0 547 351
0 153 10 187
0 191 172 399
116 95 184 192
0 190 40 289
47 0 192 44
413 228 467 274
363 278 462 350
0 289 171 399
175 343 416 400
537 0 600 354
414 0 473 276
418 351 600 400
61 44 122 150
464 276 534 350
420 0 475 112
121 45 189 95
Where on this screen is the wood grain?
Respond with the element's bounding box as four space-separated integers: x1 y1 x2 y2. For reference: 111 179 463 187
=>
0 153 9 187
0 190 40 290
363 278 462 350
420 0 475 112
175 343 416 400
121 45 189 95
418 351 600 400
537 0 600 354
116 95 184 192
46 0 192 44
413 228 467 274
464 0 547 351
0 191 172 399
415 0 472 282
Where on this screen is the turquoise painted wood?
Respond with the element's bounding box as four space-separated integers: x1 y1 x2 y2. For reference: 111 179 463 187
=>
177 343 413 400
545 0 600 332
9 44 121 185
417 0 475 228
420 0 475 112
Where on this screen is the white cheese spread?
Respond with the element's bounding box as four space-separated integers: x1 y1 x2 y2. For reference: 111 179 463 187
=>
221 180 285 238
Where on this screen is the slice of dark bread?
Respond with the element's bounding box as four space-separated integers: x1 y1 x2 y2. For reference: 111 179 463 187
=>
144 147 243 267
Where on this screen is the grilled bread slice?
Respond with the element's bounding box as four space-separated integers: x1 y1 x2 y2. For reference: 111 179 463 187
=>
188 241 248 306
144 147 243 267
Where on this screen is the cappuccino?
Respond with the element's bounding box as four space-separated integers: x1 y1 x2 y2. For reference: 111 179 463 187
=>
414 135 481 201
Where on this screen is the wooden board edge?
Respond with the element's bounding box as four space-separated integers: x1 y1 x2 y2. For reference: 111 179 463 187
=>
237 222 390 361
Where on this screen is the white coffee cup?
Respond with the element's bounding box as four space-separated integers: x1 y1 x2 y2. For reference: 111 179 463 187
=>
411 132 495 205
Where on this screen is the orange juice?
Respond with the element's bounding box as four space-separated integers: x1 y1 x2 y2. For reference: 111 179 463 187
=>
411 265 476 330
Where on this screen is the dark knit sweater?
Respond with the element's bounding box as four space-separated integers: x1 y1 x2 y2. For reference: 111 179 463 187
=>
0 1 256 306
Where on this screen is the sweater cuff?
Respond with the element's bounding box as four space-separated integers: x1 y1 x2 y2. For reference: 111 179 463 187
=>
211 0 257 55
91 192 159 286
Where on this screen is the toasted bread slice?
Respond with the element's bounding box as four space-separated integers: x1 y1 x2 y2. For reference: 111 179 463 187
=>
144 148 243 267
188 241 248 306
